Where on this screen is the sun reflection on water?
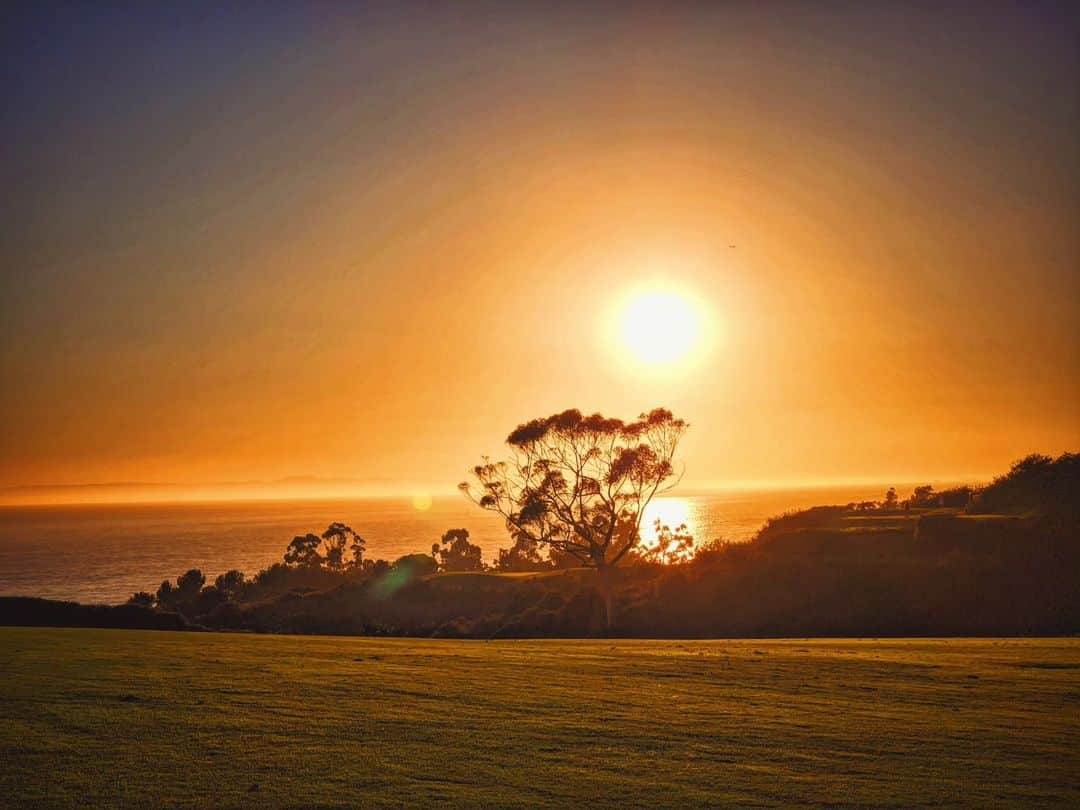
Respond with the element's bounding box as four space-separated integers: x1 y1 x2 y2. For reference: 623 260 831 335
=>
641 497 697 546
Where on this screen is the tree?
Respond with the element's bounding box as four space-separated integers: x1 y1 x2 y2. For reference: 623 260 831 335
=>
176 569 205 599
968 452 1078 527
432 528 484 572
214 569 245 598
461 407 688 628
937 486 974 509
127 591 154 607
155 579 176 607
154 570 203 610
883 487 898 510
282 524 365 571
321 523 365 571
911 485 936 508
284 533 322 567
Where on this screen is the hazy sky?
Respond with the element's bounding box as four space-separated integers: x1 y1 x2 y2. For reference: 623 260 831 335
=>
2 2 1078 499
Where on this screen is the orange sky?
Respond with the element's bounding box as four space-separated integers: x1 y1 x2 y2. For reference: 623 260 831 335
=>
1 4 1077 503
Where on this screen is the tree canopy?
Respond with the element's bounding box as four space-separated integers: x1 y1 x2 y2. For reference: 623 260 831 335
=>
432 528 484 572
283 524 365 571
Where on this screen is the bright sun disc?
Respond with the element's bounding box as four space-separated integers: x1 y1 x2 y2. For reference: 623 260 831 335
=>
618 286 705 367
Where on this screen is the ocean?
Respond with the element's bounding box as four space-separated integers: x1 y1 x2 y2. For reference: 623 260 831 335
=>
0 485 893 604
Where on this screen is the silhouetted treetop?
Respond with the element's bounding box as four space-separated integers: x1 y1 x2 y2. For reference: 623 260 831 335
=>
432 528 484 572
176 569 205 596
283 524 365 571
284 533 322 567
969 452 1078 526
505 408 685 447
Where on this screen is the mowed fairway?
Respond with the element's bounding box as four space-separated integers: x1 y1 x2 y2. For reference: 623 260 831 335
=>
2 629 1078 808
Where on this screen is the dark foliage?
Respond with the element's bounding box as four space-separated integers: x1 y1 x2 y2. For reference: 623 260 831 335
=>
968 452 1078 527
176 569 205 597
283 524 365 571
31 451 1076 640
432 529 485 572
214 569 245 597
494 533 553 572
1 597 195 631
391 553 438 578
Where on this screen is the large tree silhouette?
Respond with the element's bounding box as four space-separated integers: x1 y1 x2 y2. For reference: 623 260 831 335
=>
461 408 688 627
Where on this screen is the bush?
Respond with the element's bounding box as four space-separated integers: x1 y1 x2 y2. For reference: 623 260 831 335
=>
392 553 438 578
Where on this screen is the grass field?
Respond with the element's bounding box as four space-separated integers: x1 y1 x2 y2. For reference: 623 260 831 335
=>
2 629 1078 807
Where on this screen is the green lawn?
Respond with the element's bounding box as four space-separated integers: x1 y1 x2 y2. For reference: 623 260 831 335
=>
2 629 1077 807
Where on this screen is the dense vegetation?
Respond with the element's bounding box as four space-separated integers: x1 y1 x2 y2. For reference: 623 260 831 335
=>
1 452 1075 637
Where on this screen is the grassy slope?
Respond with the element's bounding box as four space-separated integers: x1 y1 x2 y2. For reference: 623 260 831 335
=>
2 629 1078 808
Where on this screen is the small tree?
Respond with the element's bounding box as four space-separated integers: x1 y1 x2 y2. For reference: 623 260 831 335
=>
911 485 936 508
883 487 898 510
283 524 365 571
155 579 176 607
432 528 484 572
321 523 365 571
176 569 205 599
284 533 322 567
462 407 688 628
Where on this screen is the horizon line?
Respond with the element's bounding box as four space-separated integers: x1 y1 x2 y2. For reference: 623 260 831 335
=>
0 472 996 508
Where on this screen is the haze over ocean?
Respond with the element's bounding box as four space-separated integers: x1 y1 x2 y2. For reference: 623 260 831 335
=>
0 485 904 603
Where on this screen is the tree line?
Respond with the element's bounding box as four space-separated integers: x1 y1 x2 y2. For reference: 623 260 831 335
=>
123 406 1075 636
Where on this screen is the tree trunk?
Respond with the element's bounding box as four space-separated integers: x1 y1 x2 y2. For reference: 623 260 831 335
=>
596 563 614 634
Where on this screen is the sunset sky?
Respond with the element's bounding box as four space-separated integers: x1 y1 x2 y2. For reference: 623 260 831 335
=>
2 2 1077 501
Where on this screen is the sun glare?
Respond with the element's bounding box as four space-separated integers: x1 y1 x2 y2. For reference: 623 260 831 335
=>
616 284 710 369
642 497 695 540
639 497 698 562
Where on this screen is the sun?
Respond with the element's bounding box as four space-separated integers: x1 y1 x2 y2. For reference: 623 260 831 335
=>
617 284 709 368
